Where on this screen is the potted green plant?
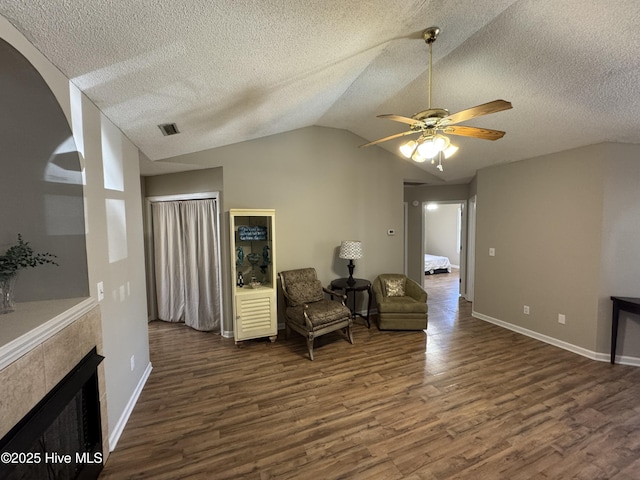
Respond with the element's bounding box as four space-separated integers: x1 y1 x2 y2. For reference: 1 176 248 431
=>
0 234 58 314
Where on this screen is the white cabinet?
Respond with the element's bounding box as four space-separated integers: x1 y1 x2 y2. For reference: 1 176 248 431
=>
229 209 277 344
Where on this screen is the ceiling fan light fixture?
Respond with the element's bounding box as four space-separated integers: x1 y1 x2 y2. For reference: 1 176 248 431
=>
417 141 439 159
434 134 449 150
416 134 449 159
360 25 512 173
443 144 459 159
412 151 427 163
399 140 417 158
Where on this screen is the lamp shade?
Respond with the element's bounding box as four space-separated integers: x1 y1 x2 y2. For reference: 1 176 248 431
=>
339 240 363 260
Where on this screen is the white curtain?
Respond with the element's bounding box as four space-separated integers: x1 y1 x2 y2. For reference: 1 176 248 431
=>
151 199 221 332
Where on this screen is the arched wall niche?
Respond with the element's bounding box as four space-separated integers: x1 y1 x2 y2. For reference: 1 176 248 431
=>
0 38 89 301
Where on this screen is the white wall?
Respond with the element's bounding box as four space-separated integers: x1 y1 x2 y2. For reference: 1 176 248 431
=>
1 16 150 449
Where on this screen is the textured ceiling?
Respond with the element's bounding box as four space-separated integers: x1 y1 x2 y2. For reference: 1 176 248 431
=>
2 0 639 182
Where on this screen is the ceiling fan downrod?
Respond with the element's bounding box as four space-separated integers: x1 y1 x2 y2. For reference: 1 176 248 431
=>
423 26 440 110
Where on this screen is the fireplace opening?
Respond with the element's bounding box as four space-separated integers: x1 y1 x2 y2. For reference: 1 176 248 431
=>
0 347 104 480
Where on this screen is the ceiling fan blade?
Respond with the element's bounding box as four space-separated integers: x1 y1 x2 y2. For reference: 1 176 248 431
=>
443 125 506 140
359 130 418 148
441 99 512 126
377 114 422 126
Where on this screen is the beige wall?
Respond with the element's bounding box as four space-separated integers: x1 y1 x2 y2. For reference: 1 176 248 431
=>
1 16 150 448
0 38 89 301
474 143 640 359
404 184 470 283
81 97 150 442
148 126 435 332
598 144 640 358
475 145 604 351
144 168 223 197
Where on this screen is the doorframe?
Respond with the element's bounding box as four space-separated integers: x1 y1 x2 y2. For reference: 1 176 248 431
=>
465 195 477 302
144 192 223 326
404 202 409 275
421 199 468 297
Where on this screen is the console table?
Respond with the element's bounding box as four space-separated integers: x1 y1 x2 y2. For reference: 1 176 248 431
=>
330 278 372 328
610 296 640 364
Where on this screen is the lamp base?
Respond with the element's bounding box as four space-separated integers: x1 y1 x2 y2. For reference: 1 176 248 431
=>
347 260 356 285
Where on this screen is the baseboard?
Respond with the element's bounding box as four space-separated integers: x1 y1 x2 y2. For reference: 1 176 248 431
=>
108 361 153 451
472 310 640 367
605 353 640 367
222 329 234 338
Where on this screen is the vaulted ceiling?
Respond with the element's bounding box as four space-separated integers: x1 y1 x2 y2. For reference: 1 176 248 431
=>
2 0 639 183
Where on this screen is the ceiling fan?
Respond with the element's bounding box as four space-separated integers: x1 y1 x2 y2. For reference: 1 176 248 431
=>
360 26 512 171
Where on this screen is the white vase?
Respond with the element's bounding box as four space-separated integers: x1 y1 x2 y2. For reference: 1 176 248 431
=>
0 274 17 314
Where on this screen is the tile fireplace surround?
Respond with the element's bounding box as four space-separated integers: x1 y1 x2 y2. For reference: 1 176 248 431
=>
0 299 109 463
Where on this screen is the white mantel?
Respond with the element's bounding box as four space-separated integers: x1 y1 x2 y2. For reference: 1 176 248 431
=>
0 297 96 370
0 297 108 461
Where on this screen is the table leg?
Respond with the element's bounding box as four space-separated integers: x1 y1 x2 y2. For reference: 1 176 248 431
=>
351 290 356 319
611 302 620 364
365 286 372 328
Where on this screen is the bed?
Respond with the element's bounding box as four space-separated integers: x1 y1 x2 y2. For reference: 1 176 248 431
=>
424 253 452 275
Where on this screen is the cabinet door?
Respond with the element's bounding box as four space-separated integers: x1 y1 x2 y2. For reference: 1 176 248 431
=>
234 291 276 340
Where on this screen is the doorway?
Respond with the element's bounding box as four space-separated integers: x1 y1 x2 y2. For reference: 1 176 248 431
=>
145 192 223 333
421 200 467 300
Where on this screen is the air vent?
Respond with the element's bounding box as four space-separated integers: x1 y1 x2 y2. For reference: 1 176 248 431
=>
403 181 427 186
158 123 180 136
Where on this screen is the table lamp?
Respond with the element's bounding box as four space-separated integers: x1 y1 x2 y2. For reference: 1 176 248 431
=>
339 240 363 285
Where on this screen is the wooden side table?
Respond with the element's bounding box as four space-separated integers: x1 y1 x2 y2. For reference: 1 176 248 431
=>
610 296 640 364
330 278 372 328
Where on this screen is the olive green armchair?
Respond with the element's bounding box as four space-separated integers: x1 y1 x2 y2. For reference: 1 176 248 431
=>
372 274 428 330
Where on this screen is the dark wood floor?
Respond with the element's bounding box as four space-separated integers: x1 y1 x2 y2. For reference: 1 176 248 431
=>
100 271 640 479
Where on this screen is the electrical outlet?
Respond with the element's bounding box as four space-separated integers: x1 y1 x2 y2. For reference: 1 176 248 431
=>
130 355 135 372
489 247 496 257
523 305 530 315
558 314 566 324
97 281 104 301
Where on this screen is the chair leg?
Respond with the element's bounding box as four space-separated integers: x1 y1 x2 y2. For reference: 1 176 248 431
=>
345 324 354 344
306 336 315 361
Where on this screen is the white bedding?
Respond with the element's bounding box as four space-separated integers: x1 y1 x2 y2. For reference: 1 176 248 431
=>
424 253 452 274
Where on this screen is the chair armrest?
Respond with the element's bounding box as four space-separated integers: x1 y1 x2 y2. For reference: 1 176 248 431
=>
405 278 427 302
372 279 384 302
323 286 347 301
371 278 388 305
